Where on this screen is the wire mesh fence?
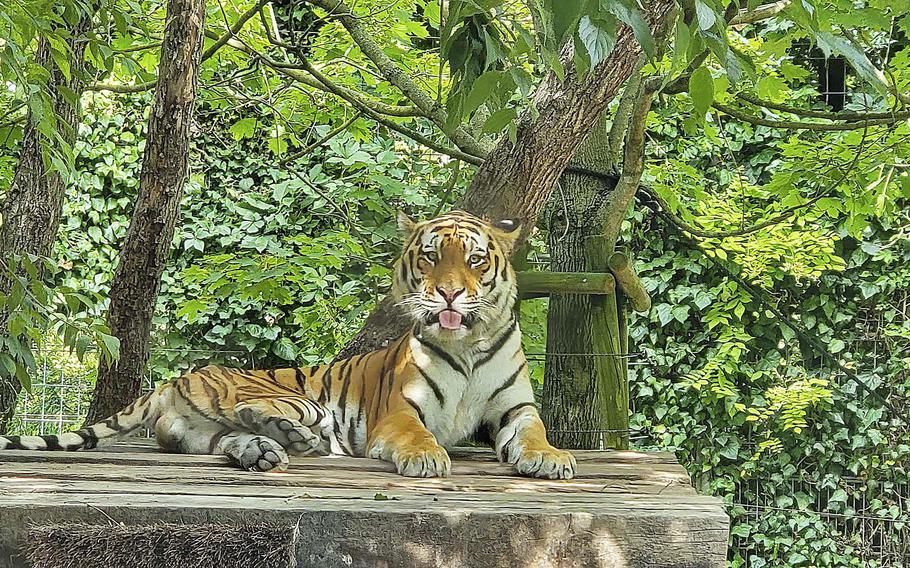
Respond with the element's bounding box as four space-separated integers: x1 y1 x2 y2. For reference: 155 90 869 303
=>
9 347 255 436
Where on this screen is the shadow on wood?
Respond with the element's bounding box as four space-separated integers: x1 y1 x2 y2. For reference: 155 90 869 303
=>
1 442 728 568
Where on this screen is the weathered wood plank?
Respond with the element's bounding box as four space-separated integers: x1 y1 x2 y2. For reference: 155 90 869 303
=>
0 443 729 568
0 446 680 467
0 477 699 499
0 461 692 493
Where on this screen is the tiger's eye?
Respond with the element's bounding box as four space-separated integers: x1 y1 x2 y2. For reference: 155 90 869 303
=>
469 254 485 266
424 251 439 263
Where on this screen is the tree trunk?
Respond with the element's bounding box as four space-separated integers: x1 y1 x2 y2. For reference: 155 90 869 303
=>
0 22 90 433
540 111 618 450
84 0 205 423
542 74 655 450
336 0 676 359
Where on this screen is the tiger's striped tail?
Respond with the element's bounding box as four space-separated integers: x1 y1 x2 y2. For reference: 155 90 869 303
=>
0 387 164 452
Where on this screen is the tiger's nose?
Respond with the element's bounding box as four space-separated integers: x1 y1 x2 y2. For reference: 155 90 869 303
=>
437 287 465 305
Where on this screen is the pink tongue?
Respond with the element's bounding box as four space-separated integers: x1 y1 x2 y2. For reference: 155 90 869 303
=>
438 310 463 330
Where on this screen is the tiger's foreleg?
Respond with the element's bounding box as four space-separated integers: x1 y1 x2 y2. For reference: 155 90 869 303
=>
233 397 330 456
367 404 451 478
486 367 577 480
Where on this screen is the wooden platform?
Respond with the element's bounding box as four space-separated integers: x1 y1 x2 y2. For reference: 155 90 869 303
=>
0 442 728 567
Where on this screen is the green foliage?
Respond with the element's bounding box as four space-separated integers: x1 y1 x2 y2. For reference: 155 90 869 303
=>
2 0 909 565
0 253 119 390
55 93 459 371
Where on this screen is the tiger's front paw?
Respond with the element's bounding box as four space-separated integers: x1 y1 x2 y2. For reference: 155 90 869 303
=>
510 446 577 480
370 440 451 477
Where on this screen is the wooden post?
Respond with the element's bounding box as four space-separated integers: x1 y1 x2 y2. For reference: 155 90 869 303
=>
587 236 629 449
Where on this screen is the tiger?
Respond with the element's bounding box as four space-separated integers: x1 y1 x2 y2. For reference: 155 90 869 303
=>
0 210 576 479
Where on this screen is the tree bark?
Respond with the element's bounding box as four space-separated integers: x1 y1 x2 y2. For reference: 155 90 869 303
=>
0 21 91 433
541 110 617 450
542 74 655 450
336 0 676 359
84 0 205 423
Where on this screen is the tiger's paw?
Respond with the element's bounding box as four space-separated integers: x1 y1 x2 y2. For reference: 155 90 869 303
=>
273 417 323 455
369 440 451 478
508 445 577 480
239 436 290 472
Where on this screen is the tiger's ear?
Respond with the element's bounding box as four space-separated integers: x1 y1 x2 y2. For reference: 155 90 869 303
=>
490 218 522 255
397 211 417 235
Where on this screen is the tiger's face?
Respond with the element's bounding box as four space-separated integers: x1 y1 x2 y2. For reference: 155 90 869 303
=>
393 211 521 337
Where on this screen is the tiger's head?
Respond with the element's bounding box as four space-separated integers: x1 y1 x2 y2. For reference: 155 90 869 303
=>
393 210 521 337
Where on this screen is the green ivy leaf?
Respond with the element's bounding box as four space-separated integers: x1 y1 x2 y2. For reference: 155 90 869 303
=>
229 117 258 140
99 333 121 365
272 337 298 361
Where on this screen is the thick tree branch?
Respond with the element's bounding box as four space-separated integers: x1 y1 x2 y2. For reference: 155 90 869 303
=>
601 83 654 236
336 0 678 358
607 65 645 167
735 92 910 121
458 0 677 228
713 102 910 130
302 0 486 156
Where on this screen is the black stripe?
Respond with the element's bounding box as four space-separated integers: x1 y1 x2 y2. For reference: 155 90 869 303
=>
490 365 524 400
305 399 326 426
499 402 536 430
347 415 358 457
200 377 226 418
43 435 63 451
266 369 277 381
403 395 427 426
283 398 309 422
376 339 405 417
333 417 353 456
374 347 394 417
416 335 467 376
338 361 354 422
76 428 99 449
413 364 445 406
294 368 307 392
139 393 154 422
208 427 233 454
475 321 516 368
176 380 232 427
385 368 396 413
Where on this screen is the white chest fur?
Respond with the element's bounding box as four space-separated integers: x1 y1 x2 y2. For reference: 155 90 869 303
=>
404 324 526 448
